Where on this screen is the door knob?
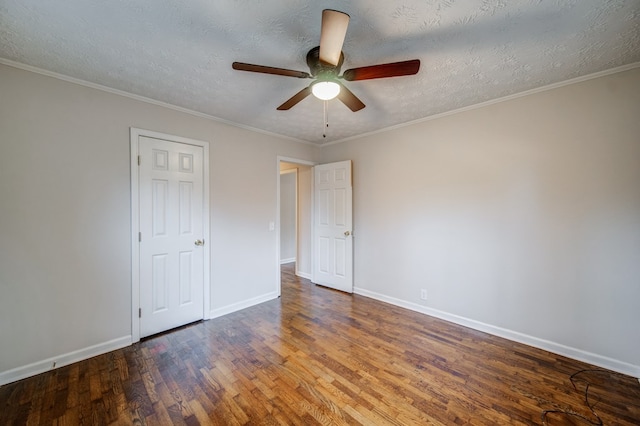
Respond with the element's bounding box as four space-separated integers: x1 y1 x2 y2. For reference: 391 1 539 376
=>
194 239 204 246
344 231 351 237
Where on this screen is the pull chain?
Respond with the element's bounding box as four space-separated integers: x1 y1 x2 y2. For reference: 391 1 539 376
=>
323 100 329 138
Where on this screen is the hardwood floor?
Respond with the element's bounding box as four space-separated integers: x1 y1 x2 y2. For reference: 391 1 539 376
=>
1 264 639 425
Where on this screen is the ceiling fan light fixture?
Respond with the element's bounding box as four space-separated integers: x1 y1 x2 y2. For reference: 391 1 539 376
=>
311 81 341 100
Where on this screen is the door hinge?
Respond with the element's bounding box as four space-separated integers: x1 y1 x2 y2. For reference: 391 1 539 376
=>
139 308 142 318
138 232 142 242
137 155 141 166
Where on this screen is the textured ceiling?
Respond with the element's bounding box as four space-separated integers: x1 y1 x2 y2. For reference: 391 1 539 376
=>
1 1 639 144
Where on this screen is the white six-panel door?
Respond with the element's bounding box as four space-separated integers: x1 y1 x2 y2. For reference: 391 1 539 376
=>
138 136 205 337
313 160 353 293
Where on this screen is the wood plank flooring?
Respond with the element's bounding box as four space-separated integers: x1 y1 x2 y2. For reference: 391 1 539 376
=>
1 263 639 425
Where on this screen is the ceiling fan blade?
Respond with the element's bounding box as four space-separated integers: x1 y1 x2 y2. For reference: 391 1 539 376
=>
319 9 350 66
337 83 365 112
277 86 313 110
232 62 311 79
342 59 420 81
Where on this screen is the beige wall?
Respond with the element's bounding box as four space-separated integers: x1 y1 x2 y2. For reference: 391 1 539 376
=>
2 60 638 383
320 68 640 375
0 63 317 382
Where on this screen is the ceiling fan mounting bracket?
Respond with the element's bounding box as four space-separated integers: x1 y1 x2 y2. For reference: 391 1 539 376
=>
306 46 343 77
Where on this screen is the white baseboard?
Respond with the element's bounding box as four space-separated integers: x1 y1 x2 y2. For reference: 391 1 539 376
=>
0 335 132 386
280 258 296 265
296 271 312 280
209 291 279 319
4 291 636 387
354 287 640 379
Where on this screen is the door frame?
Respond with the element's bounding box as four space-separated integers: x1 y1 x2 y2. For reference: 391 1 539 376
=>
130 128 210 343
276 156 315 296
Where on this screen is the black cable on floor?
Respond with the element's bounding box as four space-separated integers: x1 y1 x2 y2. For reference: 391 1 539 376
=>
541 368 631 425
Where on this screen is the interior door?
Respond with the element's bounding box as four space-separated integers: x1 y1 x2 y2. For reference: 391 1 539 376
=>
313 160 353 292
138 136 205 337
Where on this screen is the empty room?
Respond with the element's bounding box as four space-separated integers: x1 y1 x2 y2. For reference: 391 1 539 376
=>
1 1 639 424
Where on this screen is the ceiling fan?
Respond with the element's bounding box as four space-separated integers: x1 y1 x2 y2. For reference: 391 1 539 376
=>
232 9 420 112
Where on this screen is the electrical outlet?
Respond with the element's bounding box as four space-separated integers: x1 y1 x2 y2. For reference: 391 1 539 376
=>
420 289 428 300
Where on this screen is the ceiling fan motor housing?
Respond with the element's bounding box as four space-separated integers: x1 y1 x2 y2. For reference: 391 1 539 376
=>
306 46 344 78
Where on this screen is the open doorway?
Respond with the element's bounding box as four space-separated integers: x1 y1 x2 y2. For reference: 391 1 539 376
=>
280 167 297 266
277 157 314 295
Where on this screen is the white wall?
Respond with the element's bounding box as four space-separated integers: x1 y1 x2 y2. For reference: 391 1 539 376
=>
280 171 296 263
0 63 317 383
320 67 640 376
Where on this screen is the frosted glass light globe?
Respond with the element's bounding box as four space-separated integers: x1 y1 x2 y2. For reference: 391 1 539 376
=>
312 81 341 100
